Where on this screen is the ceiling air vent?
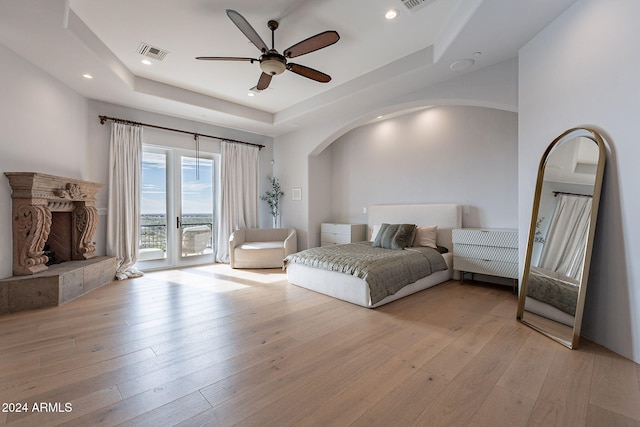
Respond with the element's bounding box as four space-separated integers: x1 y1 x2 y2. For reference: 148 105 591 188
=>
136 42 169 61
398 0 439 13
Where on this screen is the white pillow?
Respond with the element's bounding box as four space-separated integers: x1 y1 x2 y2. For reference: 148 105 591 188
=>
413 225 437 248
370 224 382 242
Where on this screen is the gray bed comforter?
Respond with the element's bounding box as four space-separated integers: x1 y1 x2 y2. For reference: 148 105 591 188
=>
283 242 447 304
526 272 579 316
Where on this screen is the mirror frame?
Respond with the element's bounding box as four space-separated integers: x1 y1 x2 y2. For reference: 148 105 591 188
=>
517 127 606 349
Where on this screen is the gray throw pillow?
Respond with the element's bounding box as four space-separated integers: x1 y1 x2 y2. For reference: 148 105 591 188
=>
391 224 417 249
372 223 416 249
372 223 398 249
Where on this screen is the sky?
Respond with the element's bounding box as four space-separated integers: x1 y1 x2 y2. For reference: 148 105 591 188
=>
141 151 214 216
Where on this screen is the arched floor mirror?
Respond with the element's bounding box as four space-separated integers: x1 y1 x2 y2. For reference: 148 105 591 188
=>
517 127 606 349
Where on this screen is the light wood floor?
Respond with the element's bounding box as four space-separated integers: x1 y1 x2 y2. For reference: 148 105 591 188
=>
1 264 639 427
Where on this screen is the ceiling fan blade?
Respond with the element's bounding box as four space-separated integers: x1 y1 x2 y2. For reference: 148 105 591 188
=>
226 9 268 53
195 56 257 62
284 31 340 58
257 72 272 90
287 63 331 83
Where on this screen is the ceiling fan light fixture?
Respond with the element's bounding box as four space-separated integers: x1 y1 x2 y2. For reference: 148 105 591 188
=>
260 55 286 75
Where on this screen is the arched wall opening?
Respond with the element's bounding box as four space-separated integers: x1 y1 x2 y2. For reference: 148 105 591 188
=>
304 103 518 248
273 58 519 250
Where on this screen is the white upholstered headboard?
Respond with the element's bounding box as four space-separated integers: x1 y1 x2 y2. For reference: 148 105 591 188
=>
367 204 462 251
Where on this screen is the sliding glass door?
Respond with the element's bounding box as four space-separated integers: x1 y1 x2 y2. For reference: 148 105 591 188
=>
137 146 216 270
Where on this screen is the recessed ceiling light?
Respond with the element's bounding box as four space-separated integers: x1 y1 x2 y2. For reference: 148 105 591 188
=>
248 92 255 97
377 115 383 119
82 74 93 79
385 9 398 19
141 59 152 65
449 58 475 71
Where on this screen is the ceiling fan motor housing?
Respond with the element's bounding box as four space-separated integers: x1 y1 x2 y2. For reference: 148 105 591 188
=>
260 51 286 75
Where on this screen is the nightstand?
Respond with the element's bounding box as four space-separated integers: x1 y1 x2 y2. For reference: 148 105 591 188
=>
320 223 367 246
452 228 518 291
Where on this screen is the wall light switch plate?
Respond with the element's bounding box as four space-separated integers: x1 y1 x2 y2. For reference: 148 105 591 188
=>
292 187 302 201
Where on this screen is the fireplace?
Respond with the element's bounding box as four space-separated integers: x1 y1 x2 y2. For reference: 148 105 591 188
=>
5 172 102 276
1 173 117 315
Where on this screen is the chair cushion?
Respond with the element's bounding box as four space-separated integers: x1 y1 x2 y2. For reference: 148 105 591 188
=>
238 241 283 250
234 242 286 268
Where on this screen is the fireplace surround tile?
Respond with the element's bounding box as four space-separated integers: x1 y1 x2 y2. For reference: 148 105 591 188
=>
62 268 84 303
82 261 102 294
8 276 59 313
100 258 117 286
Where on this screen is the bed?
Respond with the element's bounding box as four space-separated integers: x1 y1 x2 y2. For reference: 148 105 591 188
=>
285 204 462 308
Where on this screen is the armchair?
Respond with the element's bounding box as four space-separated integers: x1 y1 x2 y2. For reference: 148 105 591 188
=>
229 228 297 269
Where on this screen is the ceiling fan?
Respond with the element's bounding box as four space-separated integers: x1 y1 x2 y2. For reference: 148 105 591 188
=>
196 9 340 91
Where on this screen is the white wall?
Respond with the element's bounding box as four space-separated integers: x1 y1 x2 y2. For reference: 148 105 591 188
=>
0 43 90 279
325 106 518 232
275 59 519 250
519 0 640 362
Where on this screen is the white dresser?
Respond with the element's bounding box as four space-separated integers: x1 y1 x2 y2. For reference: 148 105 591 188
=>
321 223 367 246
452 228 518 289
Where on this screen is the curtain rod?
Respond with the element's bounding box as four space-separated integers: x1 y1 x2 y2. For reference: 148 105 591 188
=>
98 115 265 150
553 191 592 198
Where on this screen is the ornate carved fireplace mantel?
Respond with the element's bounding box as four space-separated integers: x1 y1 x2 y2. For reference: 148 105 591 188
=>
5 172 103 276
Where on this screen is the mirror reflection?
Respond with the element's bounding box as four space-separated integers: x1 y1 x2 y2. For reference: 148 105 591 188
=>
518 128 606 349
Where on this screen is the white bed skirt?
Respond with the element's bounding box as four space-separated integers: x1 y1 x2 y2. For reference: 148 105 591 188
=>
287 253 453 308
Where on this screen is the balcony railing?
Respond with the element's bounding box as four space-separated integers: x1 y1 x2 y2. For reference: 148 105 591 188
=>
139 222 213 252
140 224 167 250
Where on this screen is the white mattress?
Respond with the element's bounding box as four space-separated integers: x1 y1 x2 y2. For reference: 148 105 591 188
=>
287 253 453 308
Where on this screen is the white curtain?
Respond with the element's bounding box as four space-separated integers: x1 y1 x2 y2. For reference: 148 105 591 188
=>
216 141 259 263
539 194 592 281
106 123 144 280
